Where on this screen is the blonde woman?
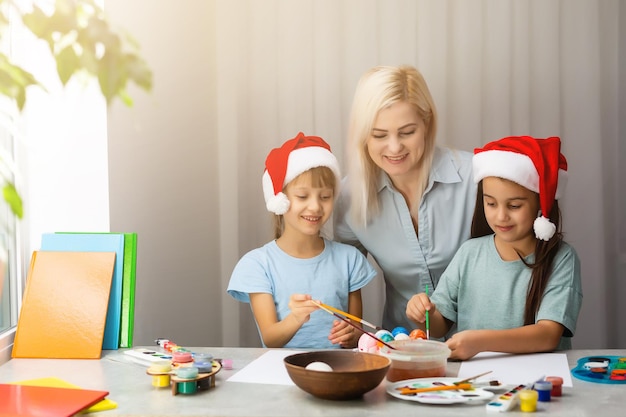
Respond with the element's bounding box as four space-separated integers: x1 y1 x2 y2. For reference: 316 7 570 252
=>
334 65 476 331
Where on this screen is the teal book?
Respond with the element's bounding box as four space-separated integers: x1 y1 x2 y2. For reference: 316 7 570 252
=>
40 233 125 350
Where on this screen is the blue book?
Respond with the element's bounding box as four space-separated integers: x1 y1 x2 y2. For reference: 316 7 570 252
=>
40 233 125 350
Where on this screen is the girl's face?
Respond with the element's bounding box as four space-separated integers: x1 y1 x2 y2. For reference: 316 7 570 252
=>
282 172 334 237
482 177 539 253
366 101 427 180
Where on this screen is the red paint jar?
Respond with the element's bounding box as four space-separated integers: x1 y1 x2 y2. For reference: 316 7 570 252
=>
545 376 563 397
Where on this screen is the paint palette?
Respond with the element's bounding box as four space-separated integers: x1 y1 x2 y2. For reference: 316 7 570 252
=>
571 355 626 384
386 377 495 404
124 348 173 365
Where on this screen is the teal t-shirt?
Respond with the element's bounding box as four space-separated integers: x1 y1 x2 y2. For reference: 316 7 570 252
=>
430 235 582 349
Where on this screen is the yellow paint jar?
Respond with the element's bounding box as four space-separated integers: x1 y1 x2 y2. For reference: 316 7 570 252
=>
519 389 538 412
151 374 171 388
148 361 172 388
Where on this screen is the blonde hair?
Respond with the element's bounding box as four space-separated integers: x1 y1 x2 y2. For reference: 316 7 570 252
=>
271 166 337 239
347 65 438 227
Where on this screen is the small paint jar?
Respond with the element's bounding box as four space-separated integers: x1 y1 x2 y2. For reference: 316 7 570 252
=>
545 376 563 397
163 341 177 352
534 381 552 402
148 362 172 388
193 352 213 362
519 389 538 412
194 361 214 373
176 366 199 394
172 351 193 363
221 358 233 370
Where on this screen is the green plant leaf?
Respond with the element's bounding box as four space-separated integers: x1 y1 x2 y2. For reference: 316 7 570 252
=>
97 51 128 105
3 183 23 219
22 5 55 50
125 54 153 91
56 45 80 85
0 0 153 220
0 53 44 110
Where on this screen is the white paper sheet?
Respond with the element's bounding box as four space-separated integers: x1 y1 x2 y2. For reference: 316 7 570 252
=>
457 352 573 387
226 350 302 385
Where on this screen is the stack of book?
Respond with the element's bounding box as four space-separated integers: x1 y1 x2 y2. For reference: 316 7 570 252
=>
11 232 138 359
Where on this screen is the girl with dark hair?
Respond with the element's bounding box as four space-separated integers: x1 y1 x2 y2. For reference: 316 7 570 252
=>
406 136 582 360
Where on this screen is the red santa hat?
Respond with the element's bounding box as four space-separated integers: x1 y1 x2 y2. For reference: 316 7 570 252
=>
473 136 568 241
262 132 341 215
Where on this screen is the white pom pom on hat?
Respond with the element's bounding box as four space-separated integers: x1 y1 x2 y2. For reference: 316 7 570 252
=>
472 136 568 241
262 132 341 215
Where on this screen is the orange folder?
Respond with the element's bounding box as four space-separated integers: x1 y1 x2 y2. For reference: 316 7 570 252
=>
0 383 109 417
12 251 116 359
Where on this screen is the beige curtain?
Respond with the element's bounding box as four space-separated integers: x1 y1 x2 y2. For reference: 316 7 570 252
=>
215 0 623 349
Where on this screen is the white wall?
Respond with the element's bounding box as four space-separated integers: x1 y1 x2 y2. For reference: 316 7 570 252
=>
106 0 222 347
104 0 624 350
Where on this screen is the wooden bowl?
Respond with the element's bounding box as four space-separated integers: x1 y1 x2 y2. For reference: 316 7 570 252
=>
284 350 390 400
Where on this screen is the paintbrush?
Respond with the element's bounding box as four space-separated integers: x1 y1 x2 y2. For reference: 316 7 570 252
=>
453 370 493 385
397 383 472 395
312 301 396 350
425 284 430 340
316 301 383 331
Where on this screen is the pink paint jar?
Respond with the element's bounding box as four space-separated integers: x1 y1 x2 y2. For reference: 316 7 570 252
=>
172 351 193 363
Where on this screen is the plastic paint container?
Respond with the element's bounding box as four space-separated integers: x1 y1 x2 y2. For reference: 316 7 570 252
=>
378 339 450 382
519 389 538 412
147 361 172 388
545 376 563 396
172 351 193 363
193 352 213 362
221 358 233 370
176 366 199 395
534 380 552 402
195 361 213 373
151 374 170 388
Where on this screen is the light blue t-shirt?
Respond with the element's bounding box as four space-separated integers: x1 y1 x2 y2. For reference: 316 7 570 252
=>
334 147 476 330
431 235 583 350
227 238 377 349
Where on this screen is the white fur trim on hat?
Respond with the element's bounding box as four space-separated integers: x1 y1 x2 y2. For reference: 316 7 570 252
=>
473 149 567 199
262 146 341 215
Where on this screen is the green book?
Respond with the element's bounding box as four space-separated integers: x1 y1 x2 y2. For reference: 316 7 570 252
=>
119 233 137 348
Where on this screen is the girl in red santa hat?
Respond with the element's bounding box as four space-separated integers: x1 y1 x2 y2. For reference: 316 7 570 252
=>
406 136 583 360
227 132 377 349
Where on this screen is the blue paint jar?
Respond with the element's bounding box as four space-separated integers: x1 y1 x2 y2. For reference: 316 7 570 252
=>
534 381 553 402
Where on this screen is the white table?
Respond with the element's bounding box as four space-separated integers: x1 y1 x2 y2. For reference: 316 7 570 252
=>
0 347 624 416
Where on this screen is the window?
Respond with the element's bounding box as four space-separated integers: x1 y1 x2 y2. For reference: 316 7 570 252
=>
0 0 112 365
0 0 24 365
